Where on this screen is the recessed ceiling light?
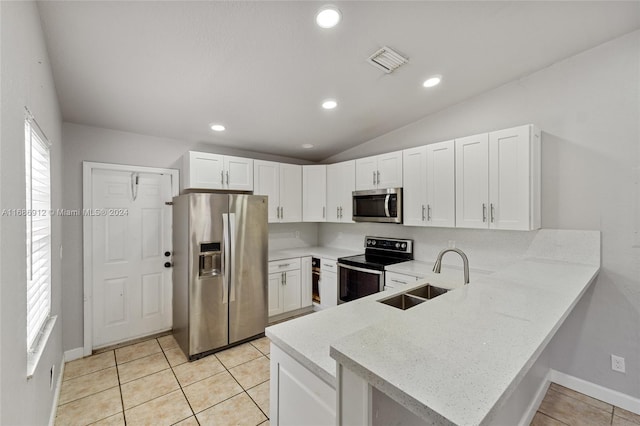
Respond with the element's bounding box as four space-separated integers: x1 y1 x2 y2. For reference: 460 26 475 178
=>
316 6 341 29
210 123 226 132
322 99 337 110
302 144 314 149
423 75 442 88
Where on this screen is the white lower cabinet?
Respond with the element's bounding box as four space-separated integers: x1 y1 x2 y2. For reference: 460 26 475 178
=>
384 271 423 289
268 258 302 317
270 344 335 426
319 258 337 308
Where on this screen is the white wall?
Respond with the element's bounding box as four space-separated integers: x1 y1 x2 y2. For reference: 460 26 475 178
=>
0 2 63 424
61 123 314 350
324 31 640 398
269 223 319 251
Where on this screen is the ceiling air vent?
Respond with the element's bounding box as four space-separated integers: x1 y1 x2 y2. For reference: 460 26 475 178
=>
367 46 409 74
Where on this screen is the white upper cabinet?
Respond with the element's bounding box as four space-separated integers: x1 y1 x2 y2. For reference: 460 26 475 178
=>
355 151 402 190
489 125 541 230
426 140 456 227
326 160 355 223
254 160 302 223
455 125 540 230
402 147 428 226
182 151 253 191
403 141 455 228
302 165 327 222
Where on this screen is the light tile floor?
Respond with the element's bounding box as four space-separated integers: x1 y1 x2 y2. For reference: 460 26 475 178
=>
55 334 271 426
531 383 640 426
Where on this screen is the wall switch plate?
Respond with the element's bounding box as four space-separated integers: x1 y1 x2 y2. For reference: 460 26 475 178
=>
611 354 625 373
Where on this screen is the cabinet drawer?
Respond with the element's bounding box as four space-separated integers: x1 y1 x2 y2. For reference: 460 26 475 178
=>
385 271 421 288
320 258 337 273
269 258 301 274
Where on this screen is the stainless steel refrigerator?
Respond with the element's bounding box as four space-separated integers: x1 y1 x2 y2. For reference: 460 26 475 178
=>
172 193 268 360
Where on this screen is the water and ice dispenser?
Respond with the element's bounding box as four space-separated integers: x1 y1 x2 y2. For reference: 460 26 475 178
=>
198 242 221 277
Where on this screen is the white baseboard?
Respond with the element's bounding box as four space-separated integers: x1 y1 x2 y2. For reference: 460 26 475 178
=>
48 357 65 426
518 377 552 426
549 369 640 415
64 347 84 362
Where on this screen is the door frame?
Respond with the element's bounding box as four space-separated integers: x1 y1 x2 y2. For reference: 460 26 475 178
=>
82 161 179 356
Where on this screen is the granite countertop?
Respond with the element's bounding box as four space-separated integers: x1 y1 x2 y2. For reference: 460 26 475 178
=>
266 230 601 425
268 246 360 262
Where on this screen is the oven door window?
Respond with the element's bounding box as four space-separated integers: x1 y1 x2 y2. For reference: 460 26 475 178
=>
338 265 382 303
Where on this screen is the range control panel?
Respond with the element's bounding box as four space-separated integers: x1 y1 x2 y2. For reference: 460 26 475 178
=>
365 237 413 254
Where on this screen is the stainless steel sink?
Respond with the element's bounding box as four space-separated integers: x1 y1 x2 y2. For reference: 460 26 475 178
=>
378 294 426 310
406 284 448 300
378 284 449 310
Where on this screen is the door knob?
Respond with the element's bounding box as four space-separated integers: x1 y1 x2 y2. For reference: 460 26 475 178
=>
164 262 172 268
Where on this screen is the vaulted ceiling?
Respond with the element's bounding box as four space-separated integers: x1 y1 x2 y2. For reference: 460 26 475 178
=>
37 1 640 161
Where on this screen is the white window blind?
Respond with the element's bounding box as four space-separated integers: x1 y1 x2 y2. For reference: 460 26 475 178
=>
25 114 51 351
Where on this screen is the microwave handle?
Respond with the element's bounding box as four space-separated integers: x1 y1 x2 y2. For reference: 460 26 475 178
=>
384 194 391 217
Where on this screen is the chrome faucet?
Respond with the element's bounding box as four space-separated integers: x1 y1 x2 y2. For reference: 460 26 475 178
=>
432 248 470 285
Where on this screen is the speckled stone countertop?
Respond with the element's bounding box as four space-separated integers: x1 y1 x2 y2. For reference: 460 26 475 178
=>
268 246 360 262
330 230 601 426
266 230 600 425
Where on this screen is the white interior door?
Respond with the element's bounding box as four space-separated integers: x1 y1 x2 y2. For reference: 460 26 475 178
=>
91 169 173 348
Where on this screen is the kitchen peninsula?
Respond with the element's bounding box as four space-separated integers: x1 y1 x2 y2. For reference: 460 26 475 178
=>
266 230 601 425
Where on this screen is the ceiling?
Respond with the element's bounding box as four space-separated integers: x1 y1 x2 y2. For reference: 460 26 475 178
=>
37 1 640 162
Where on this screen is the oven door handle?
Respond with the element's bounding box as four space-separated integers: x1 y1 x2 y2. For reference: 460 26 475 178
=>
384 194 391 217
337 263 384 275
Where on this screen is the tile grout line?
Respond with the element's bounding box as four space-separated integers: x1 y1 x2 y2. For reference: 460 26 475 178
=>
550 383 614 415
219 351 269 423
161 340 199 425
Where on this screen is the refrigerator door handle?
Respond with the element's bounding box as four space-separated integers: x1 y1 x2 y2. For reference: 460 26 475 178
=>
222 213 230 304
228 213 236 302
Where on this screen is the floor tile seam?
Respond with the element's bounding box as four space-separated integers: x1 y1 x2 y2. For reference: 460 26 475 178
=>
56 384 121 410
114 353 127 426
162 349 198 420
187 388 247 415
613 414 640 425
115 349 164 366
239 377 270 392
535 410 570 426
223 353 269 372
120 381 182 412
61 363 118 385
248 341 269 357
118 365 172 385
171 365 228 389
245 388 269 420
122 388 190 417
550 387 614 415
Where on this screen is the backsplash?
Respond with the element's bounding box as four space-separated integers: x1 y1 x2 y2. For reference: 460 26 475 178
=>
318 222 537 272
268 223 319 251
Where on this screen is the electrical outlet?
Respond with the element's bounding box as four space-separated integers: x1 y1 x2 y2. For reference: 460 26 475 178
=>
611 354 625 373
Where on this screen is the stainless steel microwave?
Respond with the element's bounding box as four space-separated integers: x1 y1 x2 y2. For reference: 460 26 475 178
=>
352 188 402 223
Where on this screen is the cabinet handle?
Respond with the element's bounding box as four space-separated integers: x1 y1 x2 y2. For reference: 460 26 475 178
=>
391 279 407 284
284 273 287 285
281 272 284 285
339 206 343 218
427 204 432 221
337 206 340 219
278 263 291 268
323 206 325 219
373 171 376 186
281 206 284 219
377 170 380 185
226 171 229 185
221 170 224 185
490 203 495 223
482 203 487 222
323 264 333 268
421 205 426 221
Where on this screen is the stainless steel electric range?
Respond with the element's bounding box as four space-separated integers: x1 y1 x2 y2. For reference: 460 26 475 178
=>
336 236 413 303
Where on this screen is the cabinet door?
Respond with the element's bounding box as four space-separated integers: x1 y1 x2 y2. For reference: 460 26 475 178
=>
279 164 302 223
300 257 312 308
426 140 456 228
282 270 302 312
268 272 283 317
320 271 337 308
254 160 280 223
186 152 224 190
302 165 326 222
455 133 489 229
339 161 356 222
402 147 428 226
489 125 537 230
355 156 378 190
377 151 403 188
326 163 341 223
225 156 254 191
